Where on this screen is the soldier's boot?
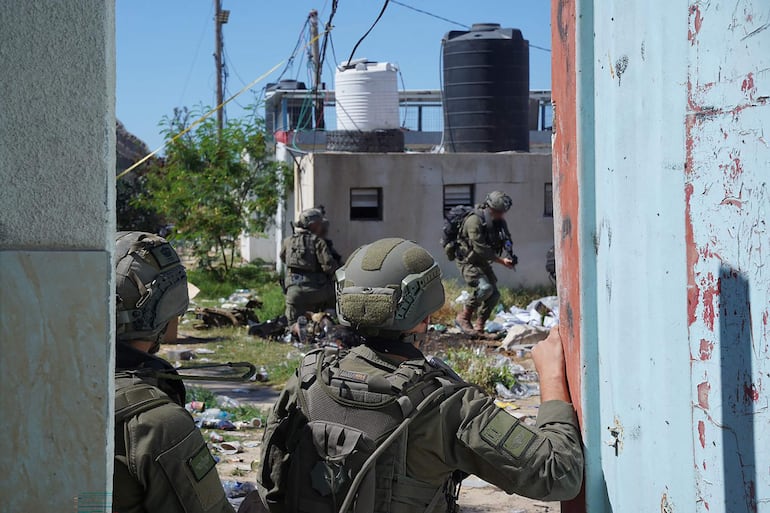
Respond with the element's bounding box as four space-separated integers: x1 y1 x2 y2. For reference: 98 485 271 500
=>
455 307 476 335
473 315 489 335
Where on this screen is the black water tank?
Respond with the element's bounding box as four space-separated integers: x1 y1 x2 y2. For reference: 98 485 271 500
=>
442 23 529 152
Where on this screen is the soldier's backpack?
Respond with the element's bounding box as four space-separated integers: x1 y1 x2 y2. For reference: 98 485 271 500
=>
440 206 476 261
259 349 468 513
287 233 320 273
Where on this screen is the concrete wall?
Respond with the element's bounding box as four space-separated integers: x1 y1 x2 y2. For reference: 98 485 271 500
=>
553 0 770 511
0 2 116 511
296 152 555 288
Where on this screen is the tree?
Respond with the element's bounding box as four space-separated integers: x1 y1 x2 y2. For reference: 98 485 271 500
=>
136 107 292 278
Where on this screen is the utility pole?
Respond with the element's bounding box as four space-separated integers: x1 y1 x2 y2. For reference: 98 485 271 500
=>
214 0 229 135
309 10 325 129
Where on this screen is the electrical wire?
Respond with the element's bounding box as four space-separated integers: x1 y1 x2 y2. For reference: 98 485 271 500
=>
344 0 390 66
389 0 468 29
390 0 552 52
178 3 214 106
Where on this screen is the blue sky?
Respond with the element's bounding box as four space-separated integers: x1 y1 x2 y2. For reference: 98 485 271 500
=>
117 1 551 151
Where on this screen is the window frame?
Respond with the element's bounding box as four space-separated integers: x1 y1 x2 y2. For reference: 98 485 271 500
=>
349 187 383 221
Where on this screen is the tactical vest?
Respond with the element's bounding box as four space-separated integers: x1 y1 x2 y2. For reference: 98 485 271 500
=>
287 232 322 273
114 374 175 458
260 348 468 513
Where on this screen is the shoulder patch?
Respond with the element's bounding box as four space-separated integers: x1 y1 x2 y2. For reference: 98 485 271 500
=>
187 445 217 482
480 409 537 460
338 369 368 383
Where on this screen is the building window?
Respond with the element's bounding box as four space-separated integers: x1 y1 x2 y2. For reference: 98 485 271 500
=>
443 184 474 214
350 188 383 220
544 182 554 217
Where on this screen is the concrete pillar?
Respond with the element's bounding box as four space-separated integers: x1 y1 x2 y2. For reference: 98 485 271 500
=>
0 2 116 511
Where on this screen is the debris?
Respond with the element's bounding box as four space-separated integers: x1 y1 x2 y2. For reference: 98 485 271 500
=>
217 441 242 455
484 321 505 333
454 290 471 305
187 282 201 301
194 348 216 354
166 349 195 361
216 396 241 409
495 382 536 400
499 325 549 351
221 480 257 499
210 432 224 443
242 440 262 448
248 316 288 339
185 401 205 413
194 306 259 329
428 324 448 333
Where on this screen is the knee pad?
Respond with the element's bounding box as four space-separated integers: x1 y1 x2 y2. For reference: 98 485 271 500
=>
476 280 495 301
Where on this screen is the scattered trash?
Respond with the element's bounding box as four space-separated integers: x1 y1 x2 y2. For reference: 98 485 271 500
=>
210 432 224 443
494 400 520 410
484 321 505 333
194 348 216 355
185 401 205 413
221 480 257 499
454 290 471 305
215 420 236 431
217 441 242 455
242 440 262 448
428 324 448 333
166 349 194 361
233 418 263 430
248 315 288 339
495 382 535 400
216 396 241 409
499 325 549 351
250 366 269 382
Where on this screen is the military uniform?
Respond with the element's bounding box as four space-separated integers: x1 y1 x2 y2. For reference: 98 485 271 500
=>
456 208 509 322
113 343 234 513
280 228 339 321
259 341 583 512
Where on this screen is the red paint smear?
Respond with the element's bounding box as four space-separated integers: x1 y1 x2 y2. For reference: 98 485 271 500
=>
703 460 707 470
685 182 699 326
702 274 718 331
744 383 760 402
688 5 703 45
699 338 714 360
741 73 755 94
698 420 706 448
762 311 768 326
729 155 743 180
694 6 703 34
720 197 743 208
698 381 711 409
705 501 710 511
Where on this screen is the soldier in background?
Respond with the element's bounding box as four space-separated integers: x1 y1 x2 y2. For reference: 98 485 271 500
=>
113 231 233 513
256 238 583 513
280 208 340 322
454 191 516 335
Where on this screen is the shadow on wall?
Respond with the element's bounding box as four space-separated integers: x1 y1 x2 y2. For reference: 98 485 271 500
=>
719 264 757 513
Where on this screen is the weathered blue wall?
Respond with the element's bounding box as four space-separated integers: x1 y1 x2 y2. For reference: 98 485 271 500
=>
553 0 770 511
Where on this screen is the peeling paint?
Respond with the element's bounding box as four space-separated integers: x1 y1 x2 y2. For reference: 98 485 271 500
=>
697 381 711 409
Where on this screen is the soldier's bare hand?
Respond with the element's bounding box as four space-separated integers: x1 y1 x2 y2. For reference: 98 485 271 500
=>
532 326 571 403
501 257 515 269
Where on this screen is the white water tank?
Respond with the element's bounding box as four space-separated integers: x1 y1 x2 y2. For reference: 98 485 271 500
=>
335 61 399 131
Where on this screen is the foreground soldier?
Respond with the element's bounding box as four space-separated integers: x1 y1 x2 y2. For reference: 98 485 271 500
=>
256 238 583 513
281 208 340 322
455 191 516 335
113 231 234 513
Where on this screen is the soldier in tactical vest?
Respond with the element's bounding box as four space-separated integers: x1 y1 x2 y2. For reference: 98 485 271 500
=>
281 208 341 322
113 231 234 513
454 191 516 335
254 238 583 513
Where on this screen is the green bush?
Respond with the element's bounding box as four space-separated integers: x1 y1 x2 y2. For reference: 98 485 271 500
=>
187 262 285 320
443 348 517 395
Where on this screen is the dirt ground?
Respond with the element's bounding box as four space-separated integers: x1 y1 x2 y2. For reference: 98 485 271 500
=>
166 332 557 513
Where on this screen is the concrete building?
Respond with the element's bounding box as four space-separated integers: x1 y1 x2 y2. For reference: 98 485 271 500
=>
0 2 116 511
295 151 555 288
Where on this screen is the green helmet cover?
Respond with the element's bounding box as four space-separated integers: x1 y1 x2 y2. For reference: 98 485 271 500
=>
335 238 445 337
297 208 325 229
115 231 189 342
485 190 513 212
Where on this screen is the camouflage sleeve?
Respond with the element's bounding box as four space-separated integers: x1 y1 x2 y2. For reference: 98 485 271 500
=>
128 403 235 513
314 236 339 275
441 388 584 501
258 373 301 506
464 215 498 263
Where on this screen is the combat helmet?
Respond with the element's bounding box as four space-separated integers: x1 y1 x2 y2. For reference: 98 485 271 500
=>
485 190 513 212
297 208 325 229
115 231 189 344
335 238 445 337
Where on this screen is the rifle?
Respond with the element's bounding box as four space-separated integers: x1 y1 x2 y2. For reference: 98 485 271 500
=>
494 221 519 269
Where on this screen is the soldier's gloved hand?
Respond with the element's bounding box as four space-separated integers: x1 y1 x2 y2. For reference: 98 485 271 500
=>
532 326 571 403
